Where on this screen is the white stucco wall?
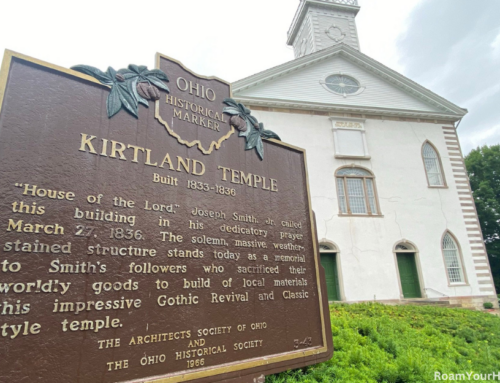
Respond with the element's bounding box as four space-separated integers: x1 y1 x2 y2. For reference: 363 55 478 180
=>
251 109 483 302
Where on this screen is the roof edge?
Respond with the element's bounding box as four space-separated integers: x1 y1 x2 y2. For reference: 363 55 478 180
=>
233 44 467 117
232 95 465 122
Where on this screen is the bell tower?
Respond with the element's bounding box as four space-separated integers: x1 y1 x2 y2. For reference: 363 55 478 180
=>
287 0 361 58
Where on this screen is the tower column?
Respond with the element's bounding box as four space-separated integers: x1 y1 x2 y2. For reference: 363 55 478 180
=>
287 0 361 58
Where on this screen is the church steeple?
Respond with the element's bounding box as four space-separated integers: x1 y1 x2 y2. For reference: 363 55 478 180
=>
287 0 361 58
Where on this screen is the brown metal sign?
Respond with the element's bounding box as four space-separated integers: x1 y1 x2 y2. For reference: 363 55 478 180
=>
0 50 332 383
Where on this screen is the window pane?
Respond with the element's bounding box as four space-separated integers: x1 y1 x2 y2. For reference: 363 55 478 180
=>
423 143 438 158
424 158 443 185
442 234 464 283
336 178 347 214
423 143 444 186
337 168 371 176
346 178 367 214
366 178 378 214
326 75 360 95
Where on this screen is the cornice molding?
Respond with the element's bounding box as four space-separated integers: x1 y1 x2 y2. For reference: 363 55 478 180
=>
234 44 345 89
232 44 467 118
232 95 464 122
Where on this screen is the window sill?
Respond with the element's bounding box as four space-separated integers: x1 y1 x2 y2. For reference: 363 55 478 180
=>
428 185 448 189
448 283 469 287
338 214 384 218
335 154 371 160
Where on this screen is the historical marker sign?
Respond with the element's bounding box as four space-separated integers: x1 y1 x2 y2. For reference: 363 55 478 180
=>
155 55 235 154
0 51 332 382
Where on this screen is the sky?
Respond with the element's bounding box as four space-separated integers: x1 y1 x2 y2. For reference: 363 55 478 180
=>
0 0 498 154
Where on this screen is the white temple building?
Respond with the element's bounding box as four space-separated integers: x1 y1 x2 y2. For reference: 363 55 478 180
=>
232 0 497 308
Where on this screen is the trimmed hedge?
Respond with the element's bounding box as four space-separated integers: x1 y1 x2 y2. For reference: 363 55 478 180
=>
266 303 500 383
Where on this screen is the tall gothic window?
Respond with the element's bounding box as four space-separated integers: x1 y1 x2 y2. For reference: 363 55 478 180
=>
442 232 466 284
422 142 446 186
336 167 380 215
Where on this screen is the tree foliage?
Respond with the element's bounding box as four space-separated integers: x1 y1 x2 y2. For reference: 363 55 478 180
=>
465 145 500 292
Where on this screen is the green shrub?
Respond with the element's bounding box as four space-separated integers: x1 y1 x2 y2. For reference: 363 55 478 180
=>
266 303 500 383
483 302 494 309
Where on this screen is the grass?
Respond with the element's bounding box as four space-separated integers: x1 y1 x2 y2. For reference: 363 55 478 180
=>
266 303 500 383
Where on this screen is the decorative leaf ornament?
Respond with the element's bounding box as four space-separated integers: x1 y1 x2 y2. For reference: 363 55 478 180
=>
71 64 279 160
71 64 169 118
222 98 280 160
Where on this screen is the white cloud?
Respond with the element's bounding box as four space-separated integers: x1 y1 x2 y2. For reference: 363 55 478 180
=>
357 0 423 72
460 123 500 153
491 28 500 57
461 83 500 111
0 0 425 82
0 0 297 82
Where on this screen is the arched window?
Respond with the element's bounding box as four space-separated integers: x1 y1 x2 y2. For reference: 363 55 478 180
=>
442 232 466 284
395 242 415 251
422 142 446 186
336 167 380 215
320 243 337 252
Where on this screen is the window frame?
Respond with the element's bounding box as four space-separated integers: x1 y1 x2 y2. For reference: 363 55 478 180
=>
330 118 370 159
320 72 365 97
421 141 447 188
440 231 468 286
392 240 426 299
319 240 344 301
335 165 382 217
